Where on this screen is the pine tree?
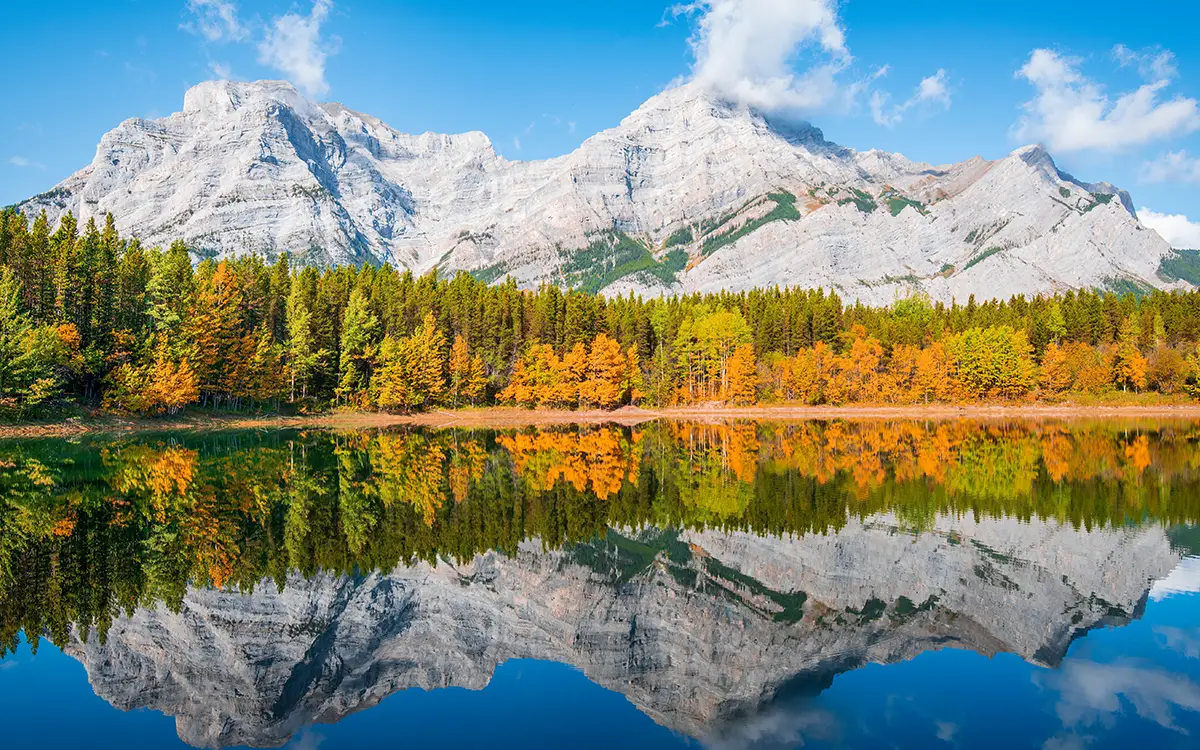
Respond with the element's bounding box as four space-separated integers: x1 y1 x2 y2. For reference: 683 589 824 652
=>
0 268 32 402
286 287 326 402
51 212 79 325
149 240 195 334
336 288 380 405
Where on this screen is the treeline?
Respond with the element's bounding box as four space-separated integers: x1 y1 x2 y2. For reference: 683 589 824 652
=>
5 208 1200 417
3 420 1199 650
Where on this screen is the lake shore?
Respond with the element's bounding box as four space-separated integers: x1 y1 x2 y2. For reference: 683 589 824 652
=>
6 402 1200 438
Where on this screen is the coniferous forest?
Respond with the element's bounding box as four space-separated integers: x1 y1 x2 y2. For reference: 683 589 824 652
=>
4 208 1200 418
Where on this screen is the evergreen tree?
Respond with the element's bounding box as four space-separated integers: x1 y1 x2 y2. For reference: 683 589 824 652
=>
336 288 380 404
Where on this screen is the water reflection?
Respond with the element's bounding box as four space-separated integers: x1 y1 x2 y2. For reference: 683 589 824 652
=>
3 419 1200 748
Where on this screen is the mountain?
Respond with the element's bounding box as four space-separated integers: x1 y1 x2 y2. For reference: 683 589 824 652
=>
65 514 1179 748
17 79 1186 303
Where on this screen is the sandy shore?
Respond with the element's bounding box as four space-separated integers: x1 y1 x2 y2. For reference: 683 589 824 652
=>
6 403 1200 439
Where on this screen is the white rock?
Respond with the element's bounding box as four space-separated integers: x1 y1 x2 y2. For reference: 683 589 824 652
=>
17 79 1184 303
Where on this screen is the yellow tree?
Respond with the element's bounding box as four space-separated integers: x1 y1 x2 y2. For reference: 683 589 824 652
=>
725 343 759 405
1066 343 1114 394
583 333 627 409
826 326 884 404
946 326 1037 400
408 313 448 408
247 326 286 406
1113 316 1148 392
448 334 488 406
912 342 957 403
1040 342 1073 396
555 343 588 407
501 344 561 407
448 334 472 407
147 353 200 415
783 348 822 404
374 336 412 410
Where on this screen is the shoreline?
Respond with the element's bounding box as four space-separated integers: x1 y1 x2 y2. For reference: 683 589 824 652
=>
6 403 1200 438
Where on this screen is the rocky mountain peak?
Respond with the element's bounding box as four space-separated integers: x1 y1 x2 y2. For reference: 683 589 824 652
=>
15 79 1184 304
182 79 320 121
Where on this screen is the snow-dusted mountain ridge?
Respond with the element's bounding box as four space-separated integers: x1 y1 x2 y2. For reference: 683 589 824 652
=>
16 79 1186 303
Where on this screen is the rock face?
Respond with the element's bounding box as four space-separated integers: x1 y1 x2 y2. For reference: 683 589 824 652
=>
67 515 1181 749
17 80 1184 304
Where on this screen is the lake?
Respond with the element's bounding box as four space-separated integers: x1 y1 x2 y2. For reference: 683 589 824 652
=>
2 419 1200 749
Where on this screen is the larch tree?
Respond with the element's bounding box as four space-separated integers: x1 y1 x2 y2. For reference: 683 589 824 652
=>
1113 316 1148 392
583 333 627 409
725 343 759 405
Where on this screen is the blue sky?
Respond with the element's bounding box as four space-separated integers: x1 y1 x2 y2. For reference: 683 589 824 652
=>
2 0 1199 244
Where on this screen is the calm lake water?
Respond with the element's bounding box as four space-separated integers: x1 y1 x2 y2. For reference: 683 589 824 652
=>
2 419 1200 749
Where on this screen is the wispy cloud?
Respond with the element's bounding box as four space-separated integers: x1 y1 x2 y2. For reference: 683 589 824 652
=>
1013 46 1200 152
870 68 952 127
8 156 46 170
1036 658 1200 733
1141 151 1200 183
1156 626 1200 659
257 0 339 98
208 60 234 80
182 0 249 43
1113 44 1178 83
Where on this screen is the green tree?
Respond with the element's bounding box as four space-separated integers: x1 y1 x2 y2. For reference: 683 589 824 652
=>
336 288 380 404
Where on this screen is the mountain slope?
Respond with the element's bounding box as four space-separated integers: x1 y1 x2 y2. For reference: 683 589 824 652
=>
17 79 1183 303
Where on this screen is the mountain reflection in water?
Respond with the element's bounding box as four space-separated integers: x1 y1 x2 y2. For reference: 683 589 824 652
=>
2 419 1200 749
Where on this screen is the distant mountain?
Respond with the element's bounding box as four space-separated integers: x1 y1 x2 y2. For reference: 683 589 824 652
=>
17 79 1187 303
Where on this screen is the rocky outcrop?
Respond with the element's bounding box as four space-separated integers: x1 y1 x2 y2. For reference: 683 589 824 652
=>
18 80 1181 304
66 514 1181 748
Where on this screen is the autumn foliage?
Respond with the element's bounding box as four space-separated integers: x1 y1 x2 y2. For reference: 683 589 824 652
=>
7 207 1200 418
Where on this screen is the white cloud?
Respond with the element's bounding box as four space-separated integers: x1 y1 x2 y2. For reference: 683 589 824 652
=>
1113 44 1179 83
1014 47 1200 153
208 60 234 80
1156 627 1200 659
1141 151 1200 183
935 721 958 742
257 0 339 98
1036 659 1200 732
182 0 248 43
670 0 850 112
705 697 836 749
870 69 952 127
1140 209 1200 249
8 156 46 170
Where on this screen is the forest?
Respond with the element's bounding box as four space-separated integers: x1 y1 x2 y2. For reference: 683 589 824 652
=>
5 208 1200 418
3 419 1199 651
